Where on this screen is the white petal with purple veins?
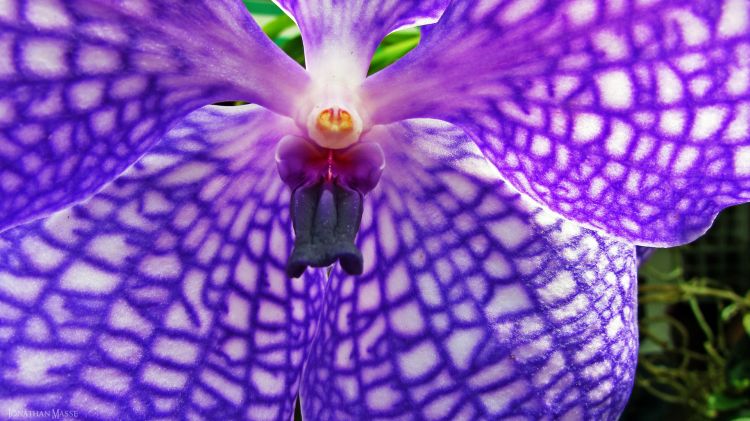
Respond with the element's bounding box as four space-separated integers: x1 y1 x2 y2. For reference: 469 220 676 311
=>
364 0 750 246
300 120 638 420
0 0 308 233
0 106 324 420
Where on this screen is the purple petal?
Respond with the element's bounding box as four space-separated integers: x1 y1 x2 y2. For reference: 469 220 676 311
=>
300 120 638 420
0 106 324 420
363 0 750 246
0 0 308 233
274 0 449 81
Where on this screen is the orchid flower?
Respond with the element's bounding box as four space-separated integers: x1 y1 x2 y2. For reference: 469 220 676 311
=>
0 0 749 419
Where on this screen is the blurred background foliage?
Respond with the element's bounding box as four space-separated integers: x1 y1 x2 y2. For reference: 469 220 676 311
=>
244 1 750 419
624 203 750 421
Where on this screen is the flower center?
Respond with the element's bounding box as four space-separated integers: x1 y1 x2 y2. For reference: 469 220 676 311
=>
306 104 363 149
317 108 353 133
276 136 384 277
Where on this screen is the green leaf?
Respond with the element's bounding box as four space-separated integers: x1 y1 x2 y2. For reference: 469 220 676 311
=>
369 30 421 75
639 248 684 283
707 393 749 412
377 28 421 46
729 360 750 391
263 14 297 42
744 313 750 336
722 303 740 321
281 35 306 66
243 0 283 15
